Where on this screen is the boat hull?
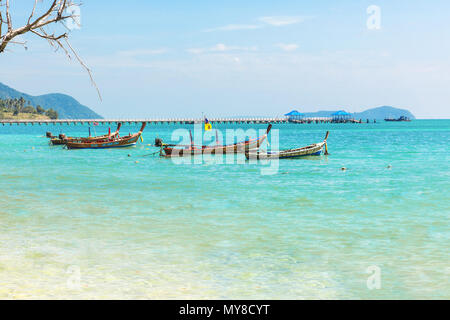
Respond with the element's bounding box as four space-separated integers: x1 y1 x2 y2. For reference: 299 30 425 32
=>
66 135 140 149
246 142 325 160
245 131 329 160
163 137 266 157
66 141 137 149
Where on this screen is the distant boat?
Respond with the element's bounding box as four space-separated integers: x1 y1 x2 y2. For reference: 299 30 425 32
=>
384 116 411 122
245 131 329 160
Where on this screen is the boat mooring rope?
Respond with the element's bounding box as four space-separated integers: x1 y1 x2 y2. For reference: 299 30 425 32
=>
138 149 162 157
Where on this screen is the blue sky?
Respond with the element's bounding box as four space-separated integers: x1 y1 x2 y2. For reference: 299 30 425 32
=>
2 0 450 118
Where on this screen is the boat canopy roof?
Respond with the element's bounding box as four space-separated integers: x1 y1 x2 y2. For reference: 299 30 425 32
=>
284 110 305 116
331 110 352 116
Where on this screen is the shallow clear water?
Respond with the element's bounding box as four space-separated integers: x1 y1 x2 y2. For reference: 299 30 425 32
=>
0 120 449 299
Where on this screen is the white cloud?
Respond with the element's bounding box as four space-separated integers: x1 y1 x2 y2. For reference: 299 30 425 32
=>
204 15 307 32
187 43 257 54
117 48 168 57
186 48 205 54
204 24 262 32
276 43 299 52
211 43 228 52
259 16 304 26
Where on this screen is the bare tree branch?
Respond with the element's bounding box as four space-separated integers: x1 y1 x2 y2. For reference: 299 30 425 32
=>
0 11 3 40
30 28 66 41
0 1 101 100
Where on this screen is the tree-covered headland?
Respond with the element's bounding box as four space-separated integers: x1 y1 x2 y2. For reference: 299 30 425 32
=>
0 97 58 120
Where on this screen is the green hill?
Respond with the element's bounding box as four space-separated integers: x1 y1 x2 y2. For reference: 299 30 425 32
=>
0 82 102 119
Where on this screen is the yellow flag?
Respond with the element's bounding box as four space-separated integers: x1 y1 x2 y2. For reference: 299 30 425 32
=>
204 118 212 131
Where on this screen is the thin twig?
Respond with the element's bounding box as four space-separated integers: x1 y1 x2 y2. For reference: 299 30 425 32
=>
65 38 102 101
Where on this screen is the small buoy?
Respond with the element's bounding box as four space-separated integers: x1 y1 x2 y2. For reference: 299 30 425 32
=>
135 161 139 164
127 154 131 157
341 167 347 171
386 165 392 169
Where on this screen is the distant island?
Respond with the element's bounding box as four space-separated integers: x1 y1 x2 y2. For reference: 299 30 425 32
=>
0 82 102 119
299 106 415 120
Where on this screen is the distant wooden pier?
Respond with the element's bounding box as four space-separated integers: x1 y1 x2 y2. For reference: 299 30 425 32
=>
0 117 374 125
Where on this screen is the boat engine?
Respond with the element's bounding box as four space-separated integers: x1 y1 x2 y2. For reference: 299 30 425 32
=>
154 138 163 147
46 132 53 138
58 133 67 140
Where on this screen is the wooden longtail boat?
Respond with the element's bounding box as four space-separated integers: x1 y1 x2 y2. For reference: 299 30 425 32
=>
65 123 146 149
245 131 329 160
49 123 122 145
161 124 272 157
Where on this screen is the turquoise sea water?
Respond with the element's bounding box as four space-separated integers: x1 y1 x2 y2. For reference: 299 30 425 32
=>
0 120 449 299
